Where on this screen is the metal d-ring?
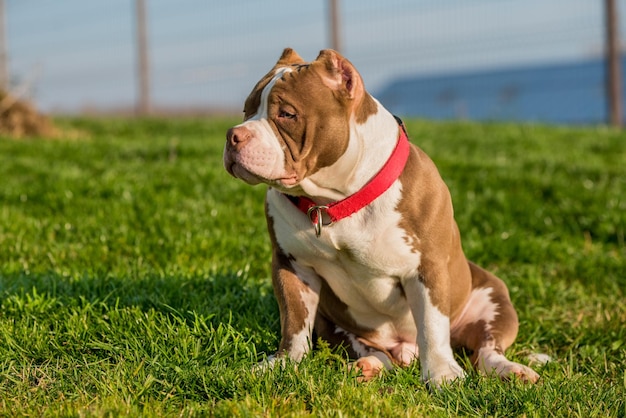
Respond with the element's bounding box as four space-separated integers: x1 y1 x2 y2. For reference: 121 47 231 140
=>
306 205 331 237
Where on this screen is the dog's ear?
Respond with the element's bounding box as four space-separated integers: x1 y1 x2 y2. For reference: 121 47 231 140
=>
277 48 305 66
315 49 363 100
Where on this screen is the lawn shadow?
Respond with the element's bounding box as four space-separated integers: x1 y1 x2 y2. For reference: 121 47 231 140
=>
0 270 279 345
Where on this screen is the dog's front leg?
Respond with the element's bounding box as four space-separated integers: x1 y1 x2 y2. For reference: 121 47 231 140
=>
402 274 465 386
266 248 321 366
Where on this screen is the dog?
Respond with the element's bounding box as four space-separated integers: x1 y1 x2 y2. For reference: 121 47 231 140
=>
223 48 539 386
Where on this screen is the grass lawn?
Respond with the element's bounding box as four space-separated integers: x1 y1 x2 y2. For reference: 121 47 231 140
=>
0 117 624 416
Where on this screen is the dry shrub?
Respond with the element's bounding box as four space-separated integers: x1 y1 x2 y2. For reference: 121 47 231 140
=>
0 91 58 138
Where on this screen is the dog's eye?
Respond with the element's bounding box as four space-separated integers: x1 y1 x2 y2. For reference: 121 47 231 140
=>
278 110 297 120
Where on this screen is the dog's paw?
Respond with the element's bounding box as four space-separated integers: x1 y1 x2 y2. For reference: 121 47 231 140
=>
495 361 540 383
477 349 540 383
348 355 385 382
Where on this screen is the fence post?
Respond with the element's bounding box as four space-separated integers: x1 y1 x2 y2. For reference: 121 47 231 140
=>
328 0 342 53
605 0 623 127
0 0 8 92
135 0 151 116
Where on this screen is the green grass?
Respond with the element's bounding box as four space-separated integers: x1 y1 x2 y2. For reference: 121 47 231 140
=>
0 117 624 416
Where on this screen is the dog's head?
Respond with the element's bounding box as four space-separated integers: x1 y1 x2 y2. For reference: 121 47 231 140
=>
223 48 377 192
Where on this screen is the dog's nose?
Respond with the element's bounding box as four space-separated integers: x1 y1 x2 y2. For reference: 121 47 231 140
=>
227 126 252 147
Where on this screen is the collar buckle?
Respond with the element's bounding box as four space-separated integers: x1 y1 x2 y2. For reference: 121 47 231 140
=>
306 205 332 237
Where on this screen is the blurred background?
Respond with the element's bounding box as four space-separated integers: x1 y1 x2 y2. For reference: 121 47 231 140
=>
3 0 626 125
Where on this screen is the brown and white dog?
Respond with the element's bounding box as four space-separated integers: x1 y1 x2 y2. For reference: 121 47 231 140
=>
223 48 539 386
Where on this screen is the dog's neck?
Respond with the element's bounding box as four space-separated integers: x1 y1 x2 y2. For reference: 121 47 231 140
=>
296 100 401 204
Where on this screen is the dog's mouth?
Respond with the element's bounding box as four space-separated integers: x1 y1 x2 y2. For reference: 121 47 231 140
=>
228 162 263 185
228 161 298 188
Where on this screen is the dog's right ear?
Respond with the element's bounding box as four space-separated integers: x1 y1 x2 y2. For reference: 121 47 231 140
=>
277 48 305 66
316 49 363 101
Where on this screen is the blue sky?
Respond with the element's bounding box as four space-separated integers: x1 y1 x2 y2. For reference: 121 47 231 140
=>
5 0 618 113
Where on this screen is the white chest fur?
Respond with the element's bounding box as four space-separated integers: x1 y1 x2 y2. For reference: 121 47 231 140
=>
267 182 422 342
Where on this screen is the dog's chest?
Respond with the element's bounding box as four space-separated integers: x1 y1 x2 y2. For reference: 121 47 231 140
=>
267 184 421 318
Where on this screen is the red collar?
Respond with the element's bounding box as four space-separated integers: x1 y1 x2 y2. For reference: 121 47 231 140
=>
283 123 411 236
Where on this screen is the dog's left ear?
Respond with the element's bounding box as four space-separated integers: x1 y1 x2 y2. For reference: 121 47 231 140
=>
316 49 363 100
277 48 305 66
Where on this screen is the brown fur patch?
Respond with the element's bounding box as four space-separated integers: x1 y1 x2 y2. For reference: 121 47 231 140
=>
277 48 305 66
242 72 272 120
355 93 379 124
395 145 472 316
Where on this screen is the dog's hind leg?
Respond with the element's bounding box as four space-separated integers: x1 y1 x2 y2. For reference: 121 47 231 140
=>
450 262 540 383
